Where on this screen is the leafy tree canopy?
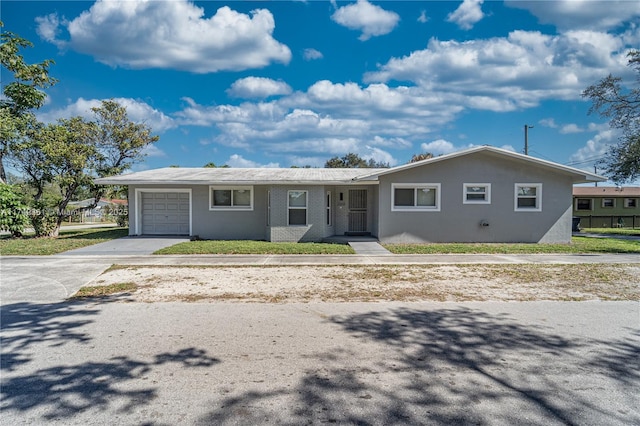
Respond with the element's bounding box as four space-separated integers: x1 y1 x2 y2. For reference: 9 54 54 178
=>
582 50 640 183
324 152 389 168
0 21 57 183
409 152 434 163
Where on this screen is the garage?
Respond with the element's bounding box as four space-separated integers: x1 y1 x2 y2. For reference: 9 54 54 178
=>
140 191 190 235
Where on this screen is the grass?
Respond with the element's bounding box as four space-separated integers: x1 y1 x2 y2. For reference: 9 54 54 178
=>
384 236 640 254
154 240 355 255
72 282 137 298
580 227 640 236
0 227 129 255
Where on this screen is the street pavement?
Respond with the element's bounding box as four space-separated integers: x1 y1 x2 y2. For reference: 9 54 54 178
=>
1 242 639 425
1 300 638 425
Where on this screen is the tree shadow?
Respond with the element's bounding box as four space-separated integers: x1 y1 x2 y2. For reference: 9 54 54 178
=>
1 301 101 370
1 347 219 420
200 307 639 425
1 300 220 422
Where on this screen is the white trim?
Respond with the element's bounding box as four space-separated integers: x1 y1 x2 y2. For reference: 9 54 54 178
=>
134 188 192 236
287 190 308 226
209 185 254 211
514 183 542 212
601 198 615 208
392 183 441 212
463 183 491 204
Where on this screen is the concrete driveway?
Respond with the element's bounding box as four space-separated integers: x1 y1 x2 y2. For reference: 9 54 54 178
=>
58 236 190 256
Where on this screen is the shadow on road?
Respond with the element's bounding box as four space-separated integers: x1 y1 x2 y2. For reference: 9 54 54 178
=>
1 300 219 421
200 307 639 425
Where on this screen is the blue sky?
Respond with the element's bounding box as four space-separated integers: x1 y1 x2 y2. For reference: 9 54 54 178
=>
3 0 639 179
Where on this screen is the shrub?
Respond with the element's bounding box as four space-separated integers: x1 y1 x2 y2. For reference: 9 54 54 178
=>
0 184 29 237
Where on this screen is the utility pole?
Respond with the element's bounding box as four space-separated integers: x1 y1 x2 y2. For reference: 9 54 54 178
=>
524 124 533 155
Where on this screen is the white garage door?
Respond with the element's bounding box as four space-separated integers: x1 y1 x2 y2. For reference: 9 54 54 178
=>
141 192 190 235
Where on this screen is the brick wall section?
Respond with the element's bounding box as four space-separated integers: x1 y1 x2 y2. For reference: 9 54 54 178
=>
268 185 328 242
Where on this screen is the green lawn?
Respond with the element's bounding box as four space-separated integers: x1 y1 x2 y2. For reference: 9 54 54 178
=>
154 240 355 255
384 236 640 254
0 227 129 255
580 228 640 236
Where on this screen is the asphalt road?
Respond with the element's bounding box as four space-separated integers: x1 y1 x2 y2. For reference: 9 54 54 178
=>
1 300 638 425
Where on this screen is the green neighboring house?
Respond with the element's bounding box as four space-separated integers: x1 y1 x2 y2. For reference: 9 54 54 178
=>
573 187 640 228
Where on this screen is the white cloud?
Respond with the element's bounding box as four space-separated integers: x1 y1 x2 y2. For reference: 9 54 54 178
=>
539 118 557 128
303 48 324 61
420 139 456 155
331 0 400 41
365 30 631 111
36 0 291 73
141 144 167 158
227 77 292 99
417 10 429 24
569 129 617 165
39 97 176 133
560 123 584 134
363 146 397 166
225 154 279 168
505 0 640 31
447 0 485 30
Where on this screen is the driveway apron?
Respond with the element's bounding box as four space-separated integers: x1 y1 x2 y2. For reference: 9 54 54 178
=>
58 236 190 256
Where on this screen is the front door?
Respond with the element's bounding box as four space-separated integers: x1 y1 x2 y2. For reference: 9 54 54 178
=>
348 189 367 233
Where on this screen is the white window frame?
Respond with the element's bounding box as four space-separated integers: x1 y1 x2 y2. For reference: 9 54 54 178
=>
514 183 542 212
624 198 637 208
288 190 308 226
392 183 441 212
209 186 254 211
463 183 491 204
602 198 615 208
326 191 332 226
575 198 593 211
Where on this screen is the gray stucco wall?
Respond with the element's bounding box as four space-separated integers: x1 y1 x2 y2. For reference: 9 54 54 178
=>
377 152 575 243
130 184 268 240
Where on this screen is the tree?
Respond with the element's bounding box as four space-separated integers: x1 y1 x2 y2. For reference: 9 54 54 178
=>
409 152 434 163
324 152 389 168
0 183 29 237
582 50 640 183
11 117 96 236
203 162 229 168
9 100 159 236
0 21 57 182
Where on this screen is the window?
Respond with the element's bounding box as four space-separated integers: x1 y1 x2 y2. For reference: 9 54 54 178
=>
326 191 332 226
463 183 491 204
515 184 542 212
392 184 440 211
624 198 637 208
602 198 615 208
209 186 253 210
288 190 307 225
576 198 592 211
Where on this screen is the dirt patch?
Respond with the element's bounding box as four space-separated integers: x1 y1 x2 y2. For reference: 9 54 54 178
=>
80 264 640 303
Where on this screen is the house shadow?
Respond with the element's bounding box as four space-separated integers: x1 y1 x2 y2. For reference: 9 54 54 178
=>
199 306 639 425
1 300 220 421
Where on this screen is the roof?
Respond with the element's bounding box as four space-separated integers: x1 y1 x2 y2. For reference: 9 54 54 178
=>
95 146 607 186
573 186 640 197
354 146 606 184
95 167 386 185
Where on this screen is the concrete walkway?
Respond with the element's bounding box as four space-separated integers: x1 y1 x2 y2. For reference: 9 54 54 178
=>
348 241 392 255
